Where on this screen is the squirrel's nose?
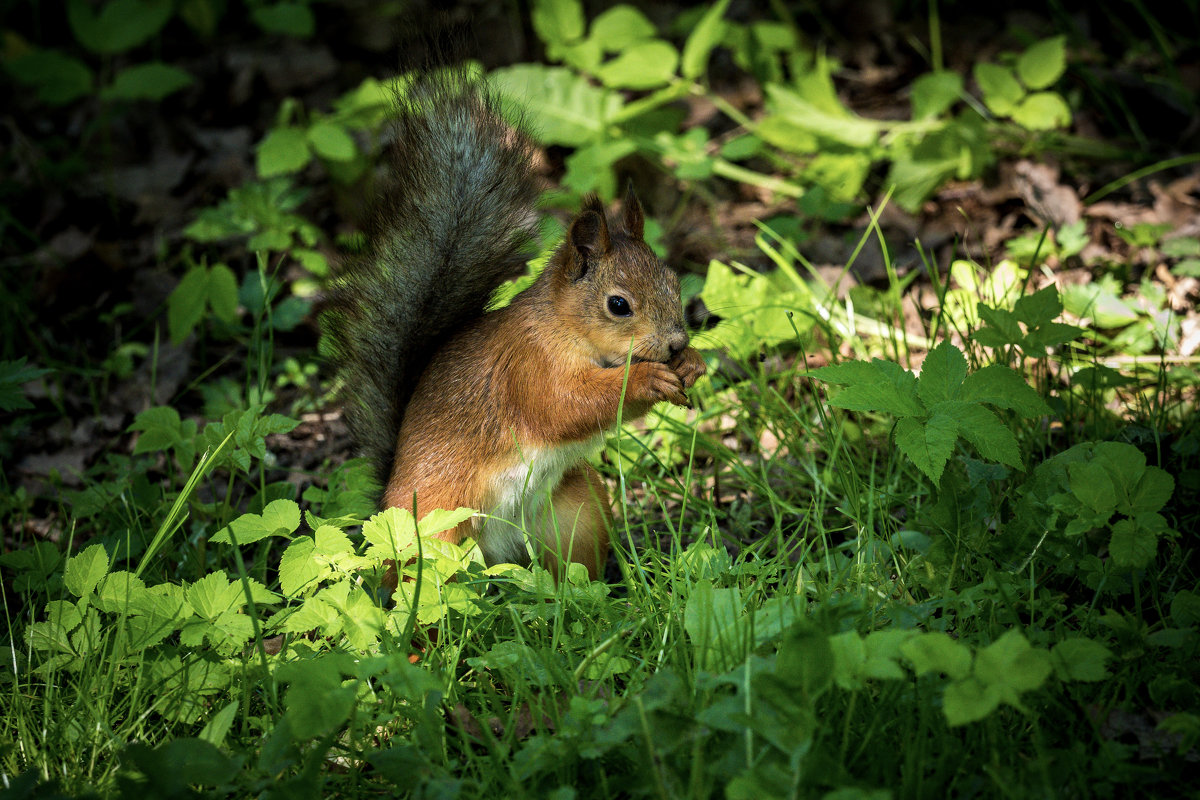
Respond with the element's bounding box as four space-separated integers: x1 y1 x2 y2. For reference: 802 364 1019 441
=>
667 329 688 358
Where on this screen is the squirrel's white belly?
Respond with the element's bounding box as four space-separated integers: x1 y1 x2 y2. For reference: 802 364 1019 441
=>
478 434 605 566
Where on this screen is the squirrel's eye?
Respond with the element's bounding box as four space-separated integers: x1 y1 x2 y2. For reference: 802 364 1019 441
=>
607 295 632 317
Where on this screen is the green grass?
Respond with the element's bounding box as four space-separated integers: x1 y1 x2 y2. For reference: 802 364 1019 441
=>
3 249 1197 798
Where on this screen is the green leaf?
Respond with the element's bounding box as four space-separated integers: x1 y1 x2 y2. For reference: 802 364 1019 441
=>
1014 286 1063 328
776 621 834 701
910 70 963 120
1017 36 1067 90
198 701 239 749
763 83 881 149
1171 590 1200 627
5 49 93 105
68 0 172 54
168 264 210 344
1010 92 1071 131
490 65 622 147
684 579 748 672
973 629 1052 711
1129 467 1174 513
939 402 1022 468
307 120 357 162
279 537 324 595
943 677 1000 726
811 359 924 417
681 0 731 79
596 40 679 90
251 2 315 37
532 0 586 50
1051 638 1112 682
187 571 242 619
1109 519 1157 568
562 139 638 198
974 62 1023 116
103 62 194 101
64 544 111 599
1068 461 1118 514
894 414 958 484
917 341 968 406
0 358 51 412
590 5 656 50
212 499 301 545
257 126 312 178
901 632 971 680
208 264 239 322
959 364 1051 417
94 571 148 614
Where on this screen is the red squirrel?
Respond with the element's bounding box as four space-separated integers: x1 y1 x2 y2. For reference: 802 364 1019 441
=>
323 74 705 579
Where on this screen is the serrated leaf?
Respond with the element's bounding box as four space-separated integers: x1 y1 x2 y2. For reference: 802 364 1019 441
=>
64 544 110 598
417 507 478 537
1129 467 1174 513
103 62 193 101
894 414 958 484
910 70 963 120
813 359 924 417
1109 519 1157 568
973 629 1052 714
938 402 1022 468
95 571 148 614
1051 638 1112 682
681 0 730 79
1014 286 1063 327
901 632 971 680
212 499 300 545
168 264 210 344
959 364 1051 417
974 62 1023 116
187 571 242 619
1017 36 1067 90
974 304 1023 347
1011 92 1071 131
278 537 324 596
361 507 419 562
917 341 968 406
257 126 311 178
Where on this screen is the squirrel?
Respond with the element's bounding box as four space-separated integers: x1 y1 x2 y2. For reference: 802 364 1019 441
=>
322 73 706 580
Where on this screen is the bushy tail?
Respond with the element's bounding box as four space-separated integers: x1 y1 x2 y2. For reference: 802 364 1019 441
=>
322 73 539 494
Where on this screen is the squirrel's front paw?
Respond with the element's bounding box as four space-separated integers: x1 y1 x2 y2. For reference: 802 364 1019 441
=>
669 347 707 390
632 361 688 407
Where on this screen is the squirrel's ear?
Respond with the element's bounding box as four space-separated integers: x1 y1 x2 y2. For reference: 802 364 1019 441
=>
622 182 645 240
568 203 610 279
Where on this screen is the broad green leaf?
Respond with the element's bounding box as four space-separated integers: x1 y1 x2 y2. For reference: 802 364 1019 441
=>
943 676 1000 726
1129 467 1174 513
901 632 971 680
938 402 1022 468
279 537 325 596
596 40 678 89
1109 519 1157 568
681 0 731 79
361 507 419 562
917 341 967 405
103 62 194 101
95 571 148 614
974 304 1023 348
68 0 172 55
281 660 357 738
1010 91 1071 131
187 571 242 619
894 414 958 484
307 120 357 162
1014 286 1063 327
683 579 748 672
490 65 622 146
250 2 314 37
811 359 924 417
590 5 656 50
563 139 638 198
974 62 1023 116
1050 638 1112 682
532 0 586 49
199 701 239 749
973 629 1051 711
64 544 110 599
1171 590 1200 627
959 364 1051 417
776 621 834 701
6 49 93 105
417 507 478 537
1068 461 1117 514
763 83 881 149
169 264 210 344
212 499 301 545
257 126 311 178
1017 36 1067 90
208 263 239 322
910 70 962 119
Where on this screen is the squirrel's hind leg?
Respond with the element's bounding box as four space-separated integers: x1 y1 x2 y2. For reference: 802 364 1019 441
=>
536 464 611 581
